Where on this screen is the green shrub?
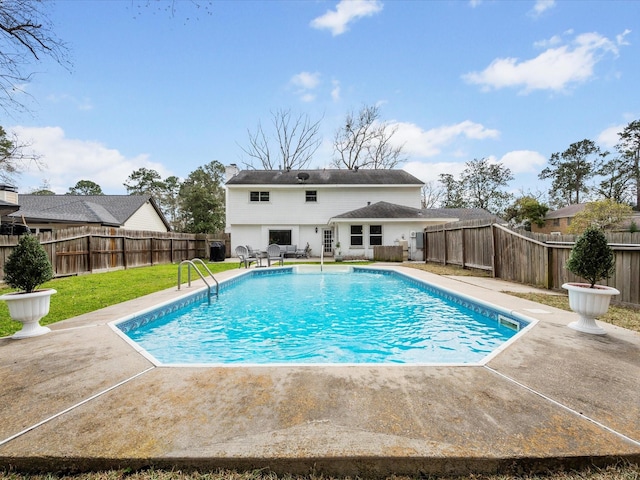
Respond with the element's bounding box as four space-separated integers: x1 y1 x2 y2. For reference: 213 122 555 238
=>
565 226 615 288
3 235 53 293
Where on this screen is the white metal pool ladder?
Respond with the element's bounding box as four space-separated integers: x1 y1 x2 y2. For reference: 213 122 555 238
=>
177 258 219 300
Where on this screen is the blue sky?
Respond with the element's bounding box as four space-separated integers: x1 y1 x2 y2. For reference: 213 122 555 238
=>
8 0 640 199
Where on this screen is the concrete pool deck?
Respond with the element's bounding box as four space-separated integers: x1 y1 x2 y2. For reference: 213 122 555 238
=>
0 265 639 477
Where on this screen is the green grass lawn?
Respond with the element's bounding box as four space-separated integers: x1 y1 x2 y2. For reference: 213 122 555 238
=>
0 262 239 337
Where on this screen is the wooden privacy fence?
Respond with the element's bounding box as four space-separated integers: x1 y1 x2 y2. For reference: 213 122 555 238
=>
373 245 403 262
0 226 230 279
424 220 640 307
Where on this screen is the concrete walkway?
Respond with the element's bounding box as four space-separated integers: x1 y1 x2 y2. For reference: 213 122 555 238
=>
0 265 638 477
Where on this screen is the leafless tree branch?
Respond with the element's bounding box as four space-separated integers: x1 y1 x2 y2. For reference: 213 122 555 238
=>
240 109 322 170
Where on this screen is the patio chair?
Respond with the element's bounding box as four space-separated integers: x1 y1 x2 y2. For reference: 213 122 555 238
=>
295 243 311 258
235 245 257 268
266 243 284 266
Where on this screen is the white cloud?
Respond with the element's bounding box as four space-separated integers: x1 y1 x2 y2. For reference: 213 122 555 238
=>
46 93 94 111
289 71 321 102
529 0 555 18
310 0 383 36
498 150 547 174
331 80 341 102
403 160 466 185
290 71 320 90
463 30 628 94
597 124 624 148
391 120 500 158
617 29 632 46
10 126 172 194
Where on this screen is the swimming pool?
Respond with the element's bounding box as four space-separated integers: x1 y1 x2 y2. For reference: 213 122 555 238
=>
112 266 534 366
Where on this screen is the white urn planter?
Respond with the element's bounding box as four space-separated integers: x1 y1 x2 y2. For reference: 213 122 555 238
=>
562 283 619 335
1 289 57 339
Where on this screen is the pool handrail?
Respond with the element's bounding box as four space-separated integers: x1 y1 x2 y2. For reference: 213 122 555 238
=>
177 258 219 299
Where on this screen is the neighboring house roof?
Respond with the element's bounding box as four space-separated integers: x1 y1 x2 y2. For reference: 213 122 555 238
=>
331 202 501 222
225 169 424 186
545 203 587 219
427 207 500 221
8 195 170 229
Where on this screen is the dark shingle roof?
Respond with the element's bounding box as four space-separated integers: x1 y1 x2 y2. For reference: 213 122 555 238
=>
332 202 502 221
427 207 500 221
333 202 428 219
8 195 163 227
225 169 424 186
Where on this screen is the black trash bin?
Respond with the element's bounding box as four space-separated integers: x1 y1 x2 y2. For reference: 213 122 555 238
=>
209 241 226 262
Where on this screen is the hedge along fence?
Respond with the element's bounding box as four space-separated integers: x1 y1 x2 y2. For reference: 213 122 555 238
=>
424 220 640 307
0 226 230 279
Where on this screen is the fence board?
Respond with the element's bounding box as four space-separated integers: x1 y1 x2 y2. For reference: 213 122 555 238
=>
423 220 640 307
374 246 403 262
0 227 230 279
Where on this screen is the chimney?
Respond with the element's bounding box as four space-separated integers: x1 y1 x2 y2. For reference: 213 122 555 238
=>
0 184 18 204
225 164 239 181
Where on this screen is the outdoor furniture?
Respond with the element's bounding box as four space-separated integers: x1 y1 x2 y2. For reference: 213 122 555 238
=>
295 243 311 258
235 245 257 268
280 245 298 258
266 244 284 266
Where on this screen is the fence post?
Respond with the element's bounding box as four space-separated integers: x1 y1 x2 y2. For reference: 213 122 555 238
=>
543 244 551 289
88 235 93 273
461 227 466 269
122 235 128 270
491 224 497 278
423 230 427 264
442 227 447 265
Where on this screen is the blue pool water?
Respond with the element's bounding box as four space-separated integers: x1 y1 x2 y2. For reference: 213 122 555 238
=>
119 268 528 365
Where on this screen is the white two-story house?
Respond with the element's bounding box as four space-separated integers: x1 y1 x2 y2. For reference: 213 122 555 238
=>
225 166 501 260
226 166 445 259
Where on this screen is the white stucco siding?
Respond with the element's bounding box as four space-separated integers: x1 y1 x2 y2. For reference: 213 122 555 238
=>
230 224 325 256
122 202 169 232
332 219 450 260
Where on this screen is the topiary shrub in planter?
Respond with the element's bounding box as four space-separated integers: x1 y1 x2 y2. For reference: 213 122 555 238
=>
562 226 619 335
565 226 615 288
1 235 57 339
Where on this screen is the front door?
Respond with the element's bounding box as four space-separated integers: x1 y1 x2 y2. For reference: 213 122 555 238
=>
323 229 333 255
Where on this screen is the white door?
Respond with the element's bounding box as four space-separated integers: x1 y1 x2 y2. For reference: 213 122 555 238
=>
323 229 333 255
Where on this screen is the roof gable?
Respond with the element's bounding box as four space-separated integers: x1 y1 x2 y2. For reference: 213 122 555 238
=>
9 195 168 228
225 169 424 186
332 202 500 221
333 202 500 221
333 201 427 219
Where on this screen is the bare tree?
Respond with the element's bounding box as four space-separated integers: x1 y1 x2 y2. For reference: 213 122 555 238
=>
332 104 405 170
0 125 42 182
240 109 322 170
421 181 443 209
0 0 70 114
